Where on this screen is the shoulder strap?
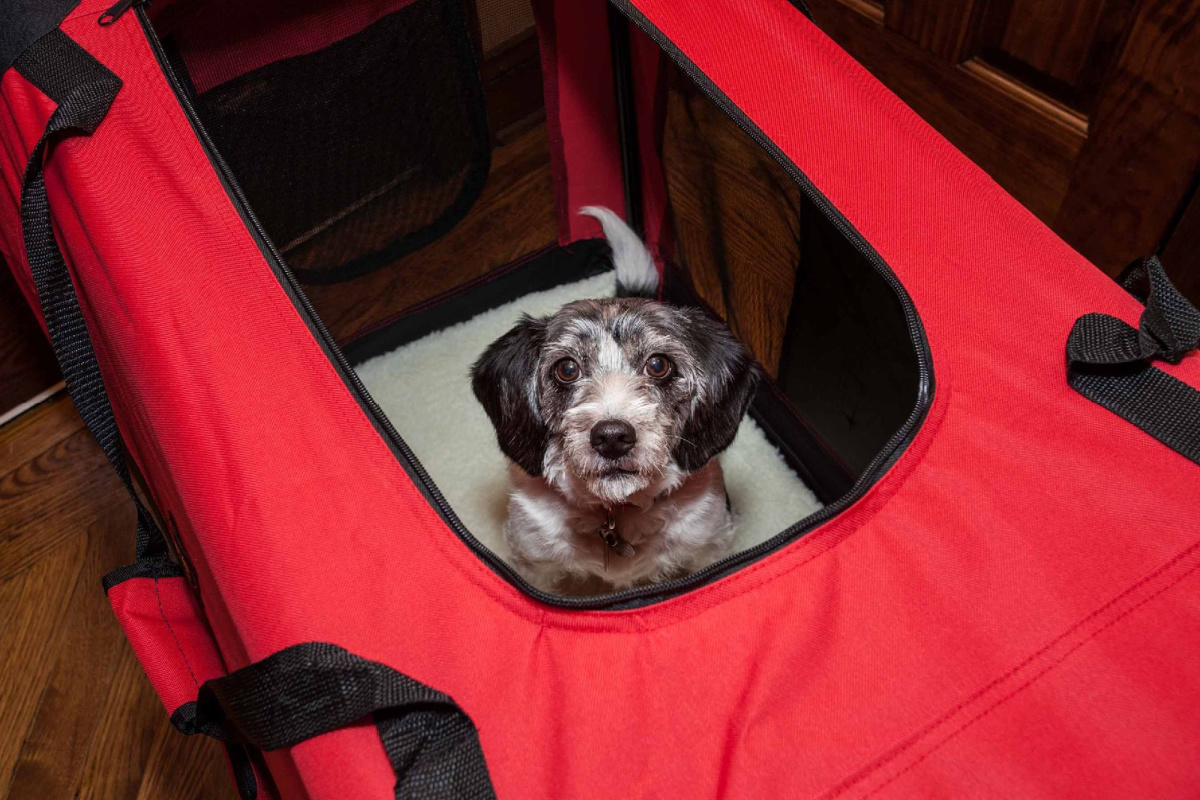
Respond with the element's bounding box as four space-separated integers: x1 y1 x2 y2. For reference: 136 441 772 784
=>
15 28 174 575
1066 256 1200 464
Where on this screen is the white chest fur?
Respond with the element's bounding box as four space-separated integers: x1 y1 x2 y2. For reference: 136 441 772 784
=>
503 460 736 592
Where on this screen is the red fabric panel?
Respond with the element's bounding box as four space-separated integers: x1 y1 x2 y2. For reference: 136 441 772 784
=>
0 1 1194 798
108 574 280 799
107 576 228 714
159 0 419 95
631 30 671 268
0 67 53 317
532 0 625 244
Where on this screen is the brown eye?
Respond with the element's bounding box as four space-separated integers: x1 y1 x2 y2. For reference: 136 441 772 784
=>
644 354 672 379
554 358 580 383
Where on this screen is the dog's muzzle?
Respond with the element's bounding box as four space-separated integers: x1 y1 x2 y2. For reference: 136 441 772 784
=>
590 419 636 460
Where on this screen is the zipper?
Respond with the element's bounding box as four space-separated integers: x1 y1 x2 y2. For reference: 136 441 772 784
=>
129 4 932 611
99 0 148 26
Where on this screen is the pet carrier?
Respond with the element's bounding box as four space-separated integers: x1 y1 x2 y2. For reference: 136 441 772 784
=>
2 0 1199 796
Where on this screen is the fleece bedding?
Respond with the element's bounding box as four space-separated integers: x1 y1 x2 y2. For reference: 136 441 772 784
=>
355 270 822 571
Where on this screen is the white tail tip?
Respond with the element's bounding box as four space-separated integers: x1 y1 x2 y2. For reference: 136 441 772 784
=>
579 206 659 297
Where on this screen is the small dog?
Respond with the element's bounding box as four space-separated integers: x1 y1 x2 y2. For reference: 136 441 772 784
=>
472 207 759 591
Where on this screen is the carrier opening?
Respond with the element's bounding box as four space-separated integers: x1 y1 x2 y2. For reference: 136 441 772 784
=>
140 0 930 606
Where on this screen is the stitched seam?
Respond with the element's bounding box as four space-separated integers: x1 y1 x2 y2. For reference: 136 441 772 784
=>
155 576 201 690
822 536 1200 800
859 551 1200 798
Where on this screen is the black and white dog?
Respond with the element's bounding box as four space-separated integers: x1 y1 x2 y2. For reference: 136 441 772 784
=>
472 207 759 591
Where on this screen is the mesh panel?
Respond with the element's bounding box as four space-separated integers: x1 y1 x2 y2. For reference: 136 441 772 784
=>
167 0 490 283
476 0 536 53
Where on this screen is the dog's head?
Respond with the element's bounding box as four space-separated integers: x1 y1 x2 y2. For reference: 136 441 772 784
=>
471 298 759 506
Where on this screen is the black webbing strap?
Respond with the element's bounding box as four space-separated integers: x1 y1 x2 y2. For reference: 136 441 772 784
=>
1067 256 1200 464
192 643 496 800
15 29 173 574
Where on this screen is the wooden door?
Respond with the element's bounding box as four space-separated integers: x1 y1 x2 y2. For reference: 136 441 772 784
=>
809 0 1200 299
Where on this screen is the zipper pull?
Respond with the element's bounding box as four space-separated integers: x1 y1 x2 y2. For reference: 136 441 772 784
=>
99 0 149 26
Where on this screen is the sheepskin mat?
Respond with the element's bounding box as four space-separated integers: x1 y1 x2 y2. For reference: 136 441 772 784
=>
355 271 822 567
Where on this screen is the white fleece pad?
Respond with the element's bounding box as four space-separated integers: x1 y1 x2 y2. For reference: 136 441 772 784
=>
356 272 822 564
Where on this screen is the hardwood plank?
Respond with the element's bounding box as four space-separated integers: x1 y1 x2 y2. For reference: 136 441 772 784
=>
73 645 166 800
0 534 89 799
0 394 78 475
482 31 545 141
0 419 127 583
0 266 59 420
4 506 137 800
0 394 234 799
1053 0 1200 276
134 717 235 800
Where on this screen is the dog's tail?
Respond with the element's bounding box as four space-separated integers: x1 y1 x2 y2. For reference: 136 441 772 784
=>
579 206 659 298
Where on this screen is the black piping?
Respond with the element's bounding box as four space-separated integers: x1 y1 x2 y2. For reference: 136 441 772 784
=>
135 1 932 611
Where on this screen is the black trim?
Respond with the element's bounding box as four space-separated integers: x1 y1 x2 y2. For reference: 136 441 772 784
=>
138 1 932 610
789 0 814 19
102 556 184 591
194 642 496 800
1067 256 1200 464
0 0 79 74
344 239 611 365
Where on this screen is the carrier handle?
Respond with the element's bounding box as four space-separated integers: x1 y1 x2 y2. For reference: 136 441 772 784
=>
192 642 497 800
1066 256 1200 464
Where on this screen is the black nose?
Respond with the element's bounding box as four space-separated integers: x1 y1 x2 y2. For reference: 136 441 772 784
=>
590 419 636 460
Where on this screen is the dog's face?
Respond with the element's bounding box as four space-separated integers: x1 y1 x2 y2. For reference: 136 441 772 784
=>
472 298 759 506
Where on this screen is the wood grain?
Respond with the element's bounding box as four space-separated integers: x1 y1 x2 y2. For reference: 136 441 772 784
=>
1053 0 1200 276
814 0 1200 302
1161 180 1200 302
816 0 1085 222
0 265 59 420
885 0 984 62
663 78 803 377
0 396 234 800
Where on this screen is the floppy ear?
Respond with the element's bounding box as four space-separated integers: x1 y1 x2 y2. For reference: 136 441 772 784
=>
471 315 550 476
673 309 761 472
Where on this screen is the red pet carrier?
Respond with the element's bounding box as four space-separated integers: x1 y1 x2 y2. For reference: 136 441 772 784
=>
2 0 1199 797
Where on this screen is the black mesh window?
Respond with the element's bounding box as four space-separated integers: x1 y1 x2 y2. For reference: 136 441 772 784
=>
167 0 490 284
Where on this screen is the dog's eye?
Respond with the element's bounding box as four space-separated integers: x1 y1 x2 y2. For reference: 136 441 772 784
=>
554 358 580 383
644 354 672 379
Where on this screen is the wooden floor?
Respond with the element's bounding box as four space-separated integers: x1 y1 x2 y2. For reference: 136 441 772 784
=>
0 395 234 800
